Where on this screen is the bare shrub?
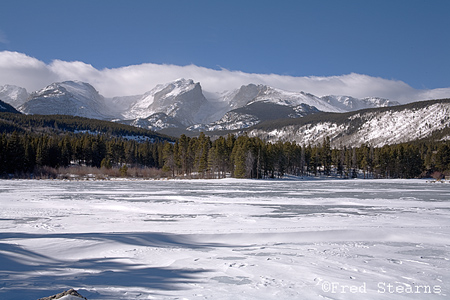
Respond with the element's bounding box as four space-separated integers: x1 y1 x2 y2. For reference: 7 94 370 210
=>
431 171 444 180
33 166 58 179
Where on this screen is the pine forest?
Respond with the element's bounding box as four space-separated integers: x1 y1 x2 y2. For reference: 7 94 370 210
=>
1 123 450 180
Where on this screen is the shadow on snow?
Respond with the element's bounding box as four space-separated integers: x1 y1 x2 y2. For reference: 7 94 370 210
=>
0 232 223 299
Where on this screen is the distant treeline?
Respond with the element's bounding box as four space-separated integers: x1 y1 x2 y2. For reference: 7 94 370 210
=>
0 112 174 142
2 129 450 179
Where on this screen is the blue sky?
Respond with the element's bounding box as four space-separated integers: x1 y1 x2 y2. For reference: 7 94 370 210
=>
0 0 449 100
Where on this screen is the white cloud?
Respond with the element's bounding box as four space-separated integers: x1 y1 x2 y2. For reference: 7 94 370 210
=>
0 51 57 92
0 50 449 103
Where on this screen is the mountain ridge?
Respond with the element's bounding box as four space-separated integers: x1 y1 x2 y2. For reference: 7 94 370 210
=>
2 79 400 129
2 79 449 148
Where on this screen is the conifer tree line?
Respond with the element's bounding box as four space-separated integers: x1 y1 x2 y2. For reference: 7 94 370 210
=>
0 132 164 176
162 133 448 179
1 130 450 179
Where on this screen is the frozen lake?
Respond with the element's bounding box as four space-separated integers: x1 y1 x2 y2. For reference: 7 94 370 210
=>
0 179 449 299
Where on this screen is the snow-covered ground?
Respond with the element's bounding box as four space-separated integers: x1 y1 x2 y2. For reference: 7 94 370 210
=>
0 179 448 299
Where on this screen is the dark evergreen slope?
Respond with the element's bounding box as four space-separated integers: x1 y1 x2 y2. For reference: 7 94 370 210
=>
0 99 21 114
0 112 175 142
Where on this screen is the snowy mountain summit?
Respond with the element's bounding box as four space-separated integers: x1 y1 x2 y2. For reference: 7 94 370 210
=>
20 81 114 119
124 78 209 126
224 84 343 112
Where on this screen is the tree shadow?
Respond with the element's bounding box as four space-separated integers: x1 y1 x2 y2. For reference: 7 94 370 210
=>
0 232 226 299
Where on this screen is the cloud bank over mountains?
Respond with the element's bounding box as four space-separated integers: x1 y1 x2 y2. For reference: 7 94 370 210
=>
1 51 449 103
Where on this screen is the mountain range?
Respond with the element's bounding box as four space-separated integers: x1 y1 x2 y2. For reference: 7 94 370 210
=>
2 79 450 147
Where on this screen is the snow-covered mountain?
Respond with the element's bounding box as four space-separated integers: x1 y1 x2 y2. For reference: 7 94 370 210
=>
123 79 210 126
222 84 343 112
7 79 403 134
185 84 397 132
188 102 320 132
19 81 115 119
0 84 29 107
4 78 450 147
247 99 450 147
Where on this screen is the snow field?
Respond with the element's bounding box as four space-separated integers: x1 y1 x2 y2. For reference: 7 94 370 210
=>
0 179 449 299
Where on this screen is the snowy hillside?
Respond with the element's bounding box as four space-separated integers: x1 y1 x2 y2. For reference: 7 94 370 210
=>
248 99 450 147
0 84 29 107
19 81 115 120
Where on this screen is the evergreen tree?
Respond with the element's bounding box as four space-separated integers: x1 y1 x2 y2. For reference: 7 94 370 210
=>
321 137 332 176
162 142 175 177
5 131 25 173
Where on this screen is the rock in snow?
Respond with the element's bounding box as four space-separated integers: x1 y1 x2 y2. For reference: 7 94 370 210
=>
37 289 87 300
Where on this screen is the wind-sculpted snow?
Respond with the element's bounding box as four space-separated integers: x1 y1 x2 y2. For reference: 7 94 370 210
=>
0 179 448 299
